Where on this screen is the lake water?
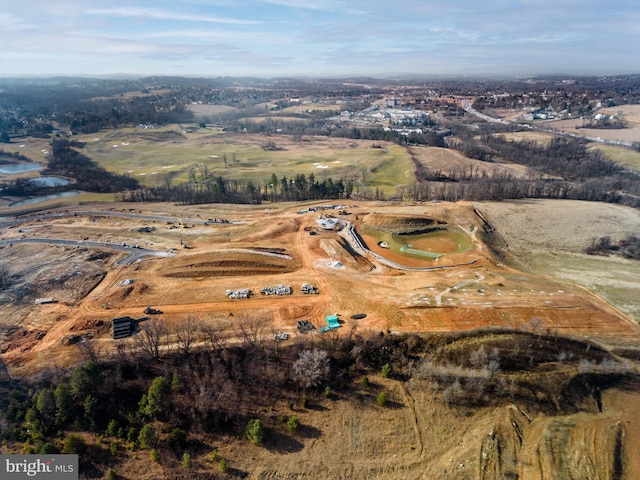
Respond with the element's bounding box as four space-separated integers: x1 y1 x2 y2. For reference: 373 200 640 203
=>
28 176 71 187
0 163 43 174
9 191 80 207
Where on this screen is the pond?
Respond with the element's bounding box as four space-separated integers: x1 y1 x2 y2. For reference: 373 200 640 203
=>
0 163 43 174
9 191 80 207
28 176 72 187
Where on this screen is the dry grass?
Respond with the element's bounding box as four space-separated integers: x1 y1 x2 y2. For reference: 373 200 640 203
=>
410 146 531 178
540 118 640 143
493 131 556 145
477 199 640 322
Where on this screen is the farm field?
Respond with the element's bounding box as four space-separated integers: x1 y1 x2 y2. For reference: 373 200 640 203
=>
492 130 556 145
409 145 531 178
540 117 640 144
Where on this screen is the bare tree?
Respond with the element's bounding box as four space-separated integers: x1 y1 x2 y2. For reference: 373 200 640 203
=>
0 357 10 380
175 316 200 356
293 349 329 389
201 318 229 355
135 318 168 360
238 315 267 350
76 339 99 365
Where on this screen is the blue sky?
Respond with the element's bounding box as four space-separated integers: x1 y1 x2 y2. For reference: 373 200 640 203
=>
0 0 638 77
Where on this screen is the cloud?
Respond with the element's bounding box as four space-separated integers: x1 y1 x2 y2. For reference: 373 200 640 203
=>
0 13 33 31
86 7 262 25
0 0 637 76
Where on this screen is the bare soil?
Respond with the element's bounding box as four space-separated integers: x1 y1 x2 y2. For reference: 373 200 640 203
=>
1 199 637 374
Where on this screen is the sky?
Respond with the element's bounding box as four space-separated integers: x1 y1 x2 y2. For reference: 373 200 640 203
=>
0 0 638 78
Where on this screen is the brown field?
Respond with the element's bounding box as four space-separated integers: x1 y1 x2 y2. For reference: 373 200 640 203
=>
599 104 640 125
186 104 239 117
492 130 556 145
409 146 531 177
477 199 640 322
541 118 640 144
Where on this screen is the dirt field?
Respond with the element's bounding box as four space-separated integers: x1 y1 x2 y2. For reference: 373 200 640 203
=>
1 199 638 377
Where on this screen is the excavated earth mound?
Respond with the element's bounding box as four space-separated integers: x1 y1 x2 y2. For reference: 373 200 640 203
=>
360 212 446 234
159 250 300 278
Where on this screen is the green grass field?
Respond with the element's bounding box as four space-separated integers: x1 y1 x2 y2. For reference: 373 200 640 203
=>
588 143 640 171
74 127 415 194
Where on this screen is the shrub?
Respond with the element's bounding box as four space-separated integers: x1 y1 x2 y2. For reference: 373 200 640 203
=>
150 448 159 463
219 458 228 473
246 419 265 445
287 416 300 435
361 376 370 388
301 395 309 409
377 391 387 407
210 450 219 462
126 427 137 444
381 363 392 378
168 427 187 451
323 386 331 398
182 452 192 469
106 419 118 437
106 468 116 480
109 440 118 456
63 434 86 455
138 424 156 450
38 442 59 454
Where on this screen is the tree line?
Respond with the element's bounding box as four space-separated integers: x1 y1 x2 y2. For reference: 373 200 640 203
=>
46 139 140 193
118 172 357 205
404 126 640 207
